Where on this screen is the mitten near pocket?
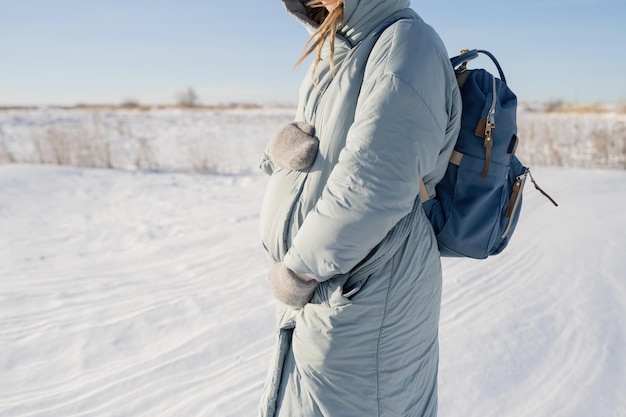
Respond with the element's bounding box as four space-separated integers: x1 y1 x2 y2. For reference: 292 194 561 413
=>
268 121 319 171
269 263 318 309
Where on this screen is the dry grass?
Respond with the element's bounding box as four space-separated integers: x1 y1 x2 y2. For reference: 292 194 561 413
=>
0 105 623 172
134 136 159 171
0 106 297 172
0 103 269 112
0 126 16 163
516 112 626 169
187 140 221 173
526 101 626 114
0 113 157 171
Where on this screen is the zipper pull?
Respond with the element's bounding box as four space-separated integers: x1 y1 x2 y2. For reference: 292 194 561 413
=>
481 76 497 178
502 169 529 238
505 171 525 218
482 133 492 178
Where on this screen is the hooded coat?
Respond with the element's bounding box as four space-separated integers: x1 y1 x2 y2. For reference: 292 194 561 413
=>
259 1 462 416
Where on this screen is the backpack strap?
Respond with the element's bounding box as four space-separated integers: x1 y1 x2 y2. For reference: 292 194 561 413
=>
451 49 507 84
419 180 430 203
420 151 464 203
528 169 559 207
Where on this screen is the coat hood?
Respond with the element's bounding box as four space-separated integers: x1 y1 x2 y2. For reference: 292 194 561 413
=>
282 0 411 47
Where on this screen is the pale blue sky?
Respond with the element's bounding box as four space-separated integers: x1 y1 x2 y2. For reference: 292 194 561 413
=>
1 0 624 106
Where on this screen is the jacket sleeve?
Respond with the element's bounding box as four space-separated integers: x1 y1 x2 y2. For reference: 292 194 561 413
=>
283 73 448 281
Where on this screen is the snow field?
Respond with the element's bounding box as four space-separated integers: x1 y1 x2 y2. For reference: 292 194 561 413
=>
1 105 625 416
1 167 274 416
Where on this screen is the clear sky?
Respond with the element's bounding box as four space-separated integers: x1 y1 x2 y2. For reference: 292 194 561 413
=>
1 0 625 106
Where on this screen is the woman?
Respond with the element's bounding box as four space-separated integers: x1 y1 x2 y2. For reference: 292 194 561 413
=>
259 0 461 416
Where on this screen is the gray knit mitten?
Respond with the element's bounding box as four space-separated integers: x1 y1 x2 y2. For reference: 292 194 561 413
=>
268 121 318 171
269 263 318 309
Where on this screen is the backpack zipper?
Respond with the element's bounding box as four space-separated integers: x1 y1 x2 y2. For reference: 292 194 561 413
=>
502 168 528 238
482 75 497 178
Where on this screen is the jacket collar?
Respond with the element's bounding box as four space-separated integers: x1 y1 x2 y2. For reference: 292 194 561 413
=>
282 0 411 49
340 0 410 46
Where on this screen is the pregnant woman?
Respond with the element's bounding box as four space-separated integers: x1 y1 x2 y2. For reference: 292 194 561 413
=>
259 1 461 416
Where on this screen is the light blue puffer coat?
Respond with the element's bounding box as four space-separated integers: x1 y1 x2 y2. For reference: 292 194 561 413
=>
259 1 462 416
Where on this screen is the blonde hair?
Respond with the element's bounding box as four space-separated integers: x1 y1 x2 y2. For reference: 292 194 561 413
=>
295 0 345 77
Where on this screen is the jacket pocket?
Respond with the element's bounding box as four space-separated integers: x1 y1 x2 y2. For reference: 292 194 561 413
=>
309 274 353 308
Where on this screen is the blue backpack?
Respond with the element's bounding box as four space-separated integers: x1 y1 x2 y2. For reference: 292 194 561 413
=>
421 49 557 258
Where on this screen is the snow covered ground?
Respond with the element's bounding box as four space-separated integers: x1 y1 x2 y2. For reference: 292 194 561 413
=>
1 162 625 417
